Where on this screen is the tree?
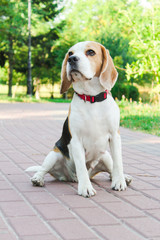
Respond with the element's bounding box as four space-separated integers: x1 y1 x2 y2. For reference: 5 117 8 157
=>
123 1 160 87
28 0 63 98
0 0 63 97
0 0 28 96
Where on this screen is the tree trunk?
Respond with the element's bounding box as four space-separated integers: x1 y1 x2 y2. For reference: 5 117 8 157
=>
50 77 54 99
8 35 13 97
27 0 32 96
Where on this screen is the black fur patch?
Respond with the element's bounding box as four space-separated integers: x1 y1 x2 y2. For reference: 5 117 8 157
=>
55 117 71 158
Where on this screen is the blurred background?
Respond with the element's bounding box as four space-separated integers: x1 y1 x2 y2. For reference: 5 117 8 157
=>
0 0 160 102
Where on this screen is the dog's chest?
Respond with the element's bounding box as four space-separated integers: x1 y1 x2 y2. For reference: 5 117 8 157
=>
83 111 110 160
70 100 112 161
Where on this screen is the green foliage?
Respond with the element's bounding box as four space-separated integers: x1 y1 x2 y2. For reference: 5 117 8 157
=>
128 85 139 101
0 62 26 85
123 1 160 86
0 0 28 45
112 84 129 100
0 0 63 96
0 65 8 84
118 98 160 136
31 0 63 84
0 0 28 95
112 84 139 101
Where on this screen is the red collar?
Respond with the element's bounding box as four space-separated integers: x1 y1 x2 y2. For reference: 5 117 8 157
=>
75 90 109 103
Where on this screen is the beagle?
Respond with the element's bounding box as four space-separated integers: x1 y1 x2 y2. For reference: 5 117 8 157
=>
26 41 132 197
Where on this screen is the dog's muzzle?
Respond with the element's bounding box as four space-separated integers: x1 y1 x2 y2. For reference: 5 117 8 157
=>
68 55 80 67
68 55 92 81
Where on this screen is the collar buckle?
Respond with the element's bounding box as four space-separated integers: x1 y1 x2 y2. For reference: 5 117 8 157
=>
90 96 95 103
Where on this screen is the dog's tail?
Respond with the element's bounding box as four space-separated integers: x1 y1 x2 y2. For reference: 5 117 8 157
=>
25 166 42 172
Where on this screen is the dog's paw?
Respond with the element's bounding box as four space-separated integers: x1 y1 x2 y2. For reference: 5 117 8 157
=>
124 174 132 186
31 173 44 187
78 181 96 198
111 175 127 191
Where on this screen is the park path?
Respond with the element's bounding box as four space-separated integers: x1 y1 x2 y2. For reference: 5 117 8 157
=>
0 102 160 240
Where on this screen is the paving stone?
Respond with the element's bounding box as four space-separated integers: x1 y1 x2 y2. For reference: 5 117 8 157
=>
0 181 12 190
0 189 22 202
21 234 59 240
13 182 46 192
50 218 96 239
59 194 95 208
35 203 75 220
122 194 160 210
7 174 30 183
0 231 17 240
0 217 8 229
142 189 160 201
46 181 76 195
100 201 145 218
0 162 23 175
94 224 145 240
92 189 121 203
125 217 160 238
24 191 58 204
74 207 118 226
146 208 160 221
0 201 35 217
9 216 51 236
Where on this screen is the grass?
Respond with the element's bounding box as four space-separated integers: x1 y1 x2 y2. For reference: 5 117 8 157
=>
0 94 71 103
0 93 159 136
118 97 160 136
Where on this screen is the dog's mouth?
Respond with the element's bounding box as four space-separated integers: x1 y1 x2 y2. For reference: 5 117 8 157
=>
70 69 92 82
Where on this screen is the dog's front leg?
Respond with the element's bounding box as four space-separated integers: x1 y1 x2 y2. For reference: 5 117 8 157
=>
70 138 96 197
109 132 126 191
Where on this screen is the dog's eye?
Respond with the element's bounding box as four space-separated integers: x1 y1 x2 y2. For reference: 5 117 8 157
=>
68 51 73 56
86 49 96 56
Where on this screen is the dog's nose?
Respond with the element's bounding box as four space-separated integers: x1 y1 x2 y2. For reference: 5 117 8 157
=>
68 56 80 65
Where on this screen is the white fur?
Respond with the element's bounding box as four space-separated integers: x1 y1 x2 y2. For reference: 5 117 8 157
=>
26 41 132 197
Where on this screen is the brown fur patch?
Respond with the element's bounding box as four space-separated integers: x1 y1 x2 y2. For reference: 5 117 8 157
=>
99 46 118 90
53 146 60 153
85 42 103 77
60 53 72 94
68 105 72 137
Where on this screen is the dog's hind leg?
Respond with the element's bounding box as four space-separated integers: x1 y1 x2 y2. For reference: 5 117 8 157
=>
88 151 113 179
97 151 132 186
89 152 132 186
26 151 63 187
98 152 132 186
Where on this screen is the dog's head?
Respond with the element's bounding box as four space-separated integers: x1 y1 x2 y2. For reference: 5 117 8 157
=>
60 41 118 94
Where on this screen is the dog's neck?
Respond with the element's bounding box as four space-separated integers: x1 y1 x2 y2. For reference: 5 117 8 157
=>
72 77 105 95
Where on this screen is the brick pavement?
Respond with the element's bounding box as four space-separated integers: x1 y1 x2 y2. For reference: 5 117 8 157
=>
0 103 160 240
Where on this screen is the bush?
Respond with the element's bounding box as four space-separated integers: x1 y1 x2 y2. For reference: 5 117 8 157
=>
112 84 139 101
112 84 129 100
128 85 139 101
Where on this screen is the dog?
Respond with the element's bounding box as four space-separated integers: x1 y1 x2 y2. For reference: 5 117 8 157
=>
26 41 132 197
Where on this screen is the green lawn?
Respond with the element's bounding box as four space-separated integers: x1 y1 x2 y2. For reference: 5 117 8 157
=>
118 99 160 136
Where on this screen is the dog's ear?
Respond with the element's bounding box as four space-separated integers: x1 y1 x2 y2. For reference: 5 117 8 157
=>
60 53 72 94
99 45 118 91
